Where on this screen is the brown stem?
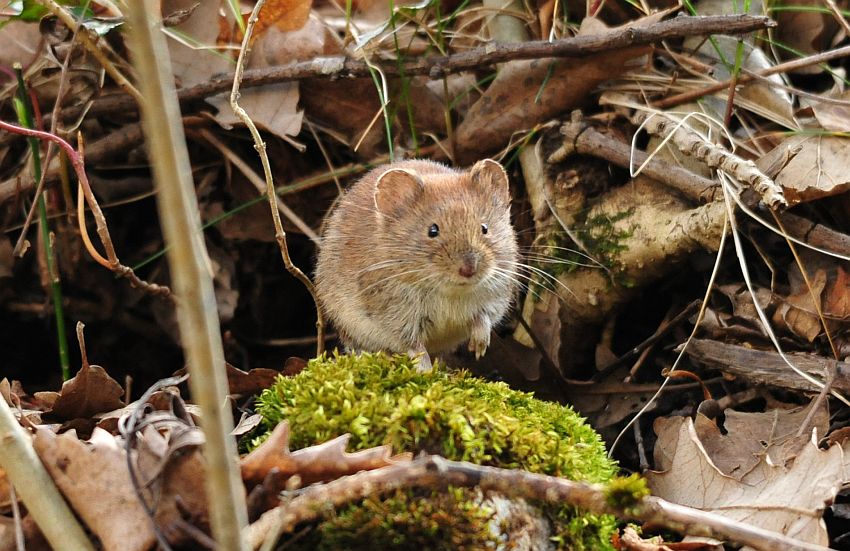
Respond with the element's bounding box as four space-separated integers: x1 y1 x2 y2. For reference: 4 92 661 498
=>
228 0 325 357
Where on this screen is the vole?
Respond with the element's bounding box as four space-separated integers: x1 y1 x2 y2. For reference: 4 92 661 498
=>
315 159 519 368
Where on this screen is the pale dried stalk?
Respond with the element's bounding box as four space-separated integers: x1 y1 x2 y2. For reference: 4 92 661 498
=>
229 0 325 356
245 455 830 551
0 397 95 551
124 1 248 549
632 111 787 209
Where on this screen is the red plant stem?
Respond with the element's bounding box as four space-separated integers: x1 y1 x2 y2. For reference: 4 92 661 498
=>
0 120 116 265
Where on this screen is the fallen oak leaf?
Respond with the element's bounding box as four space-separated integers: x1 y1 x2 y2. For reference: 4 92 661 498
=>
647 415 845 545
240 420 411 487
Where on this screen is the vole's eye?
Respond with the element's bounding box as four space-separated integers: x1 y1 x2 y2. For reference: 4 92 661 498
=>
428 223 440 238
481 223 489 235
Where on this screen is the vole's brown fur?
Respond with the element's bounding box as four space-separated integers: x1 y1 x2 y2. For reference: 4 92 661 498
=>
315 159 519 363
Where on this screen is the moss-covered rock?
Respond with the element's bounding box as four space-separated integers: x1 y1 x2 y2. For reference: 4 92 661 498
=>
254 352 619 550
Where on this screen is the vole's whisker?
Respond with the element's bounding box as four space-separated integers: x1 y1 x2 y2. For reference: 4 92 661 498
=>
502 260 576 299
521 246 608 270
522 254 600 269
358 267 432 294
356 259 416 275
490 267 545 301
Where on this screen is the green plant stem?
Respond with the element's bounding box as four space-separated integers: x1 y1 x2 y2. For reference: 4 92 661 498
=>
14 65 70 380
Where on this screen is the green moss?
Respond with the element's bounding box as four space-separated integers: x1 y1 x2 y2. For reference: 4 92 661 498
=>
254 353 619 550
604 473 650 514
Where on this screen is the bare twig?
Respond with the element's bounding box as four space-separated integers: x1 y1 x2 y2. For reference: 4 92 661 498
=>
551 113 720 201
229 0 325 357
552 113 850 256
245 455 830 551
655 43 850 109
124 1 248 549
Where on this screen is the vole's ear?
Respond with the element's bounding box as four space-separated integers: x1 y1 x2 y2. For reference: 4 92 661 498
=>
470 159 510 204
375 168 425 215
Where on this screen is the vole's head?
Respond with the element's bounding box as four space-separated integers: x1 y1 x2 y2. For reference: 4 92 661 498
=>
373 159 518 291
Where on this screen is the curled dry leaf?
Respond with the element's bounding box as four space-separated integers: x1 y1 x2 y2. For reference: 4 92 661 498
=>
49 364 125 421
240 420 411 487
648 404 844 546
207 16 329 143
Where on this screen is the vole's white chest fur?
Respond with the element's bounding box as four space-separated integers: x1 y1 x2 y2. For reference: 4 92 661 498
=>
417 286 487 351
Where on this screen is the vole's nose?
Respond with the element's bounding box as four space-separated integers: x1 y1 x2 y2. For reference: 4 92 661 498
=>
458 251 480 278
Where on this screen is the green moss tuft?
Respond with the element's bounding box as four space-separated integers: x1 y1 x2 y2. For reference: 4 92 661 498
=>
604 473 650 513
254 352 619 549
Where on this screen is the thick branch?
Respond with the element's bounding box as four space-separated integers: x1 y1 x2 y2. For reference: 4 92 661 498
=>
245 455 829 551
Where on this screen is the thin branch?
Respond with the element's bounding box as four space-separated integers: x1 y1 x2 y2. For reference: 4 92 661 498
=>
655 42 850 109
52 14 773 125
244 455 830 551
551 112 850 257
229 0 325 357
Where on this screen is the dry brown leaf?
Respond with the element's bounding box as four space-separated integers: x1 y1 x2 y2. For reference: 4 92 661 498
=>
252 0 313 38
686 402 828 481
756 135 850 204
164 0 232 88
648 415 846 545
812 91 850 132
207 17 328 142
33 427 155 551
49 364 125 420
225 363 280 395
0 21 44 69
240 420 410 486
772 268 827 342
825 265 850 319
454 14 659 163
135 425 210 544
775 0 839 74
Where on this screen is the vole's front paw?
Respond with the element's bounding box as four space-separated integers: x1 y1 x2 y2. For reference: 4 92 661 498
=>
408 343 433 372
468 329 490 360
